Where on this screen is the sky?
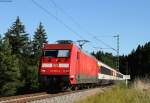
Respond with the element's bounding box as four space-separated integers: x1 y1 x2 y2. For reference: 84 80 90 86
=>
0 0 150 55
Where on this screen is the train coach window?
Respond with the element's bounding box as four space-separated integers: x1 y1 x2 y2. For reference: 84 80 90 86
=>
101 66 112 75
44 50 70 58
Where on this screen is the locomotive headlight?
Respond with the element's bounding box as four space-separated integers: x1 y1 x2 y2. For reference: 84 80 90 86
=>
70 75 75 80
41 69 46 72
70 75 75 78
59 63 69 68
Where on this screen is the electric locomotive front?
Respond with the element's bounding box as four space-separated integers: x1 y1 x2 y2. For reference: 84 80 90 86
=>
39 43 73 90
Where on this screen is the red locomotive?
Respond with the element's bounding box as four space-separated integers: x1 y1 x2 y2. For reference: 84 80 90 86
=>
39 40 124 91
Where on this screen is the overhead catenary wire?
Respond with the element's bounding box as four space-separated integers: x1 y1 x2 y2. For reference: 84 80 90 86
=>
50 0 97 49
49 0 85 32
32 0 96 50
32 0 116 53
49 0 58 15
31 0 84 40
48 0 117 52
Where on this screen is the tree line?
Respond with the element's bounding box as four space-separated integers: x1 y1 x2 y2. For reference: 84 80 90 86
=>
119 42 150 80
0 17 47 96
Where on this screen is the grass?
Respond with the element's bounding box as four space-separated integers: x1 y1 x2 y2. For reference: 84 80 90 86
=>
75 81 150 103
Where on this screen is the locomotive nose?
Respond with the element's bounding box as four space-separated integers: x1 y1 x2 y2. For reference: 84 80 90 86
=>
49 58 60 62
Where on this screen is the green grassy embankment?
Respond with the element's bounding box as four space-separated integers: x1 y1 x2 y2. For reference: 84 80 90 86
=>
75 81 150 103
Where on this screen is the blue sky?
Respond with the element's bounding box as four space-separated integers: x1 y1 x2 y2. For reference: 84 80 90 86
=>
0 0 150 55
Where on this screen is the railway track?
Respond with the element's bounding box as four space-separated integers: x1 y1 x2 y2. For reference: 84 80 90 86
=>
0 92 48 103
0 91 74 103
0 86 112 103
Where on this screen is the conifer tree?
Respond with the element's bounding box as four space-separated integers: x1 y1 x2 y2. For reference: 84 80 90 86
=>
3 17 37 93
32 22 48 90
0 38 21 96
5 16 29 56
32 22 48 65
21 39 39 92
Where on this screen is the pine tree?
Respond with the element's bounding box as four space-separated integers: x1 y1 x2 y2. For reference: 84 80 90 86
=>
5 16 29 56
3 17 39 93
32 22 48 65
0 38 21 96
32 22 48 90
19 39 39 92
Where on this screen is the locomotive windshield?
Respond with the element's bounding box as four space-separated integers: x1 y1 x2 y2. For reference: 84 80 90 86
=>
44 50 70 58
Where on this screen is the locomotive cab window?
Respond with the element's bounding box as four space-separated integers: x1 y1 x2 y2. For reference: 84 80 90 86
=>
44 50 70 58
58 50 69 57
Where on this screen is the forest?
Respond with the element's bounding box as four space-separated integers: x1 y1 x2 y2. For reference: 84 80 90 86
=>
119 42 150 79
0 17 47 96
0 17 149 96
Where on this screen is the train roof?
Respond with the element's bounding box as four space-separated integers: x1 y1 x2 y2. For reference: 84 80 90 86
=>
97 61 115 71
